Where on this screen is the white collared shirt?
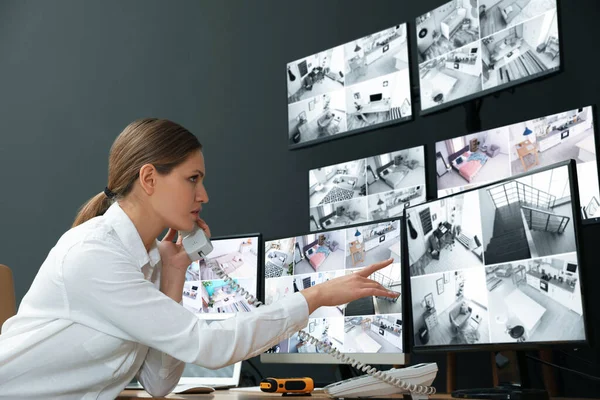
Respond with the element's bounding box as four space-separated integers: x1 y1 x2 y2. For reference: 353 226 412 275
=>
0 202 309 399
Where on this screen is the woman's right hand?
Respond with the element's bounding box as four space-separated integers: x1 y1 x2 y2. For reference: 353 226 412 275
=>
300 258 398 315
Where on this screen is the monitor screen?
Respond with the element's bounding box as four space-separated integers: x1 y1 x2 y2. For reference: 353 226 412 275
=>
182 235 262 319
405 161 587 351
288 22 412 149
309 146 426 232
416 0 560 115
370 93 383 102
435 105 600 224
261 219 406 364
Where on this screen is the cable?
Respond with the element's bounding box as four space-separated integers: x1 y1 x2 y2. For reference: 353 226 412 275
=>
525 354 600 383
297 331 436 396
208 262 435 396
208 259 263 307
557 350 599 369
244 358 264 381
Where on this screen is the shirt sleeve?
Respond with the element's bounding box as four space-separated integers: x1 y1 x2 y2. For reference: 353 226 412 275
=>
135 347 185 396
62 238 309 371
134 297 186 396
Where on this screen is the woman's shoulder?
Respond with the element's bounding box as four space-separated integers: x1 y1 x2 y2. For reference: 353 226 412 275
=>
55 216 131 263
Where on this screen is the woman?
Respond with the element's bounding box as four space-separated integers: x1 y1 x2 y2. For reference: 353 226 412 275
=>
0 119 398 399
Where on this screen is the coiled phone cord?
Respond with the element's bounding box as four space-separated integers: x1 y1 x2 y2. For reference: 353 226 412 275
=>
210 263 264 307
209 262 434 396
297 330 436 396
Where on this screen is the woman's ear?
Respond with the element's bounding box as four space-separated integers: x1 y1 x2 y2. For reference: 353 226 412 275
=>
139 164 157 195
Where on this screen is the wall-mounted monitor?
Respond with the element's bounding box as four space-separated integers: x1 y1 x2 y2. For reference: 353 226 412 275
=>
288 22 413 149
309 146 426 232
435 105 600 224
261 219 406 364
416 0 560 115
405 161 588 352
182 234 262 319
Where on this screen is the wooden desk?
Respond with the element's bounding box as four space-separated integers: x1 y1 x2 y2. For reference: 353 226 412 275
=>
516 139 539 172
117 389 584 400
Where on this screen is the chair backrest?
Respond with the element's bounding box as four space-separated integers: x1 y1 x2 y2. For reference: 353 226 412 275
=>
0 264 16 331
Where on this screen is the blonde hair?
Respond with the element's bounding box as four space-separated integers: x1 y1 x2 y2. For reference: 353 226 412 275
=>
72 118 202 228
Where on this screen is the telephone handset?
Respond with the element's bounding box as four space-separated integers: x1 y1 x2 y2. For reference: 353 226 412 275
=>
180 226 214 261
181 227 437 398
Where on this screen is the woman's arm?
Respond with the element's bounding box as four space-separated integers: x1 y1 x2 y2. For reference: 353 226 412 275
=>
62 238 309 371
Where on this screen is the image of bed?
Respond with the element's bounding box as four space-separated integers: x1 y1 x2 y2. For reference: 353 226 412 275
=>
436 129 512 196
448 146 489 183
304 240 332 271
366 147 426 197
376 158 412 190
294 231 346 274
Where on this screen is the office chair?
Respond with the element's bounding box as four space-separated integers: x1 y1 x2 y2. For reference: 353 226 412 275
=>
0 264 16 331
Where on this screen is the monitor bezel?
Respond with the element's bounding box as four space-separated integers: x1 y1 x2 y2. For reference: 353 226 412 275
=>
432 104 600 225
403 159 591 353
287 21 415 151
415 0 564 117
260 216 408 365
187 232 265 317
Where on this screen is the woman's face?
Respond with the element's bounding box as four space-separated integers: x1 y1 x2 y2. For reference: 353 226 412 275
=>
152 149 209 232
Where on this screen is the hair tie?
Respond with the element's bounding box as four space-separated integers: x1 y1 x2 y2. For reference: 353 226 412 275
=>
104 187 117 199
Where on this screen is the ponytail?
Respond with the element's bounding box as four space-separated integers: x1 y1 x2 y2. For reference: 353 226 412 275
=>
72 192 114 228
70 118 201 229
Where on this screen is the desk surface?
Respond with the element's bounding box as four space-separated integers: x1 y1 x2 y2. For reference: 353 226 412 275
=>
117 390 586 400
517 140 537 157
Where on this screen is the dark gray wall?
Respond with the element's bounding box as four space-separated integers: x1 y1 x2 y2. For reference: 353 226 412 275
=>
1 0 599 395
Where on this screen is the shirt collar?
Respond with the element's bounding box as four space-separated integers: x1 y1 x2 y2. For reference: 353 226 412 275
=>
103 202 162 269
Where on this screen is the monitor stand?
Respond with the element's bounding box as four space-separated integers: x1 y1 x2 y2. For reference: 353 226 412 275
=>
338 364 356 382
451 351 549 400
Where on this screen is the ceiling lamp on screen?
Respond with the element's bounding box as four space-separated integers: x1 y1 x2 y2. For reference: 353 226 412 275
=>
287 23 413 149
416 0 560 115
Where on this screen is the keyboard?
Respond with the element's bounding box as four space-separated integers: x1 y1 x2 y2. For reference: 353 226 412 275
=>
265 262 283 278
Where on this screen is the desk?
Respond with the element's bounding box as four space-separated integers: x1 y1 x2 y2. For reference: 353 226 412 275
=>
349 240 365 266
516 139 539 172
351 100 391 124
433 223 452 249
117 390 585 399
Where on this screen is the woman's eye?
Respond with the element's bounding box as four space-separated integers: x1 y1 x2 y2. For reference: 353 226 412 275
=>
189 175 199 183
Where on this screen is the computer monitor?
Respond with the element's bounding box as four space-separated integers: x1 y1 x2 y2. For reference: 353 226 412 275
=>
127 234 262 390
309 145 427 232
435 105 600 224
404 160 588 351
287 22 413 149
182 234 263 318
260 219 406 364
416 0 561 115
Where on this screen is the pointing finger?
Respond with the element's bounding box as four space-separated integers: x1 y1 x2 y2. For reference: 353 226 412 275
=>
357 258 393 277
